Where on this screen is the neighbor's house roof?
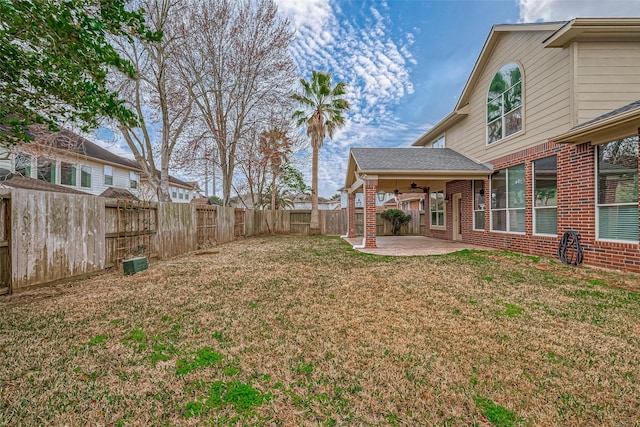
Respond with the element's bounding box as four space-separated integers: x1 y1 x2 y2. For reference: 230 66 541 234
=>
99 187 139 200
345 148 491 189
141 171 199 190
24 125 141 170
0 174 89 195
190 197 213 205
412 18 640 148
550 99 640 144
287 194 332 204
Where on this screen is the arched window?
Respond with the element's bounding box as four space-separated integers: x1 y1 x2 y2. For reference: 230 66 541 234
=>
487 63 522 144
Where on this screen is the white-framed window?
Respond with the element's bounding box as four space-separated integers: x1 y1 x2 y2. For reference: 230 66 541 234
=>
61 162 77 186
178 188 184 200
129 171 138 189
37 158 56 183
473 180 485 230
14 153 31 177
80 166 92 188
171 187 177 199
432 136 445 148
185 191 190 200
596 136 638 242
104 165 113 186
533 156 557 236
491 164 525 233
430 191 445 228
487 63 522 144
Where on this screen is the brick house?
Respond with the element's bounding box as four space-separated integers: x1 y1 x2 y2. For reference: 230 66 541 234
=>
344 18 640 272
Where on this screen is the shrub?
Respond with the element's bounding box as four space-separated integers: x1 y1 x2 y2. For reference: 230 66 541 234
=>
381 209 411 235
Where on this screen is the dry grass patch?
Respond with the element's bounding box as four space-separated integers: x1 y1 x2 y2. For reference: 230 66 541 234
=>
1 236 639 426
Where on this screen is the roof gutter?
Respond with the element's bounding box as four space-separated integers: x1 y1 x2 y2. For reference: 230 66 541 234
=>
550 108 640 144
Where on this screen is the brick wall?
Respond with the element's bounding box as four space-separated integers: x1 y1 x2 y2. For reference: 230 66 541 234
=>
364 179 378 248
438 138 640 273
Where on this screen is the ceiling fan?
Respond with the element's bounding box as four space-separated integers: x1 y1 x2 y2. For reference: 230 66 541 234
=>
407 182 429 193
393 182 429 196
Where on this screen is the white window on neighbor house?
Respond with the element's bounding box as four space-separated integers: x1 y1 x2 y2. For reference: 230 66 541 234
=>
80 166 92 188
185 191 190 200
491 164 525 233
432 136 445 148
473 180 485 230
60 162 77 186
430 191 445 228
171 187 177 199
487 63 522 144
533 156 557 236
129 171 138 189
14 153 32 177
104 165 113 186
178 188 184 199
37 158 56 183
597 136 638 242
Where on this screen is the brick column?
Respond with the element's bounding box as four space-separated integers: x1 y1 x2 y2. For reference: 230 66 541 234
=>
347 192 356 238
364 178 378 248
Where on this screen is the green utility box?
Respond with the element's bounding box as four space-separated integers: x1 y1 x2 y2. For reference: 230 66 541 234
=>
123 256 148 275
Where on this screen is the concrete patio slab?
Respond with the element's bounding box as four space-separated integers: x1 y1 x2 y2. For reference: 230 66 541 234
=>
343 236 492 256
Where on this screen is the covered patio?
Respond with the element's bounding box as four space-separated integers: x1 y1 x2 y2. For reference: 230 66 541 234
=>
344 147 491 249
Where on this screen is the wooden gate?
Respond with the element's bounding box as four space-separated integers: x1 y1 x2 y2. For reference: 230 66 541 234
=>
106 199 156 265
234 208 245 237
196 205 217 246
0 195 11 295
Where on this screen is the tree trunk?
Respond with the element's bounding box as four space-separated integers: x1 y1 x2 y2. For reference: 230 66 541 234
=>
310 145 320 234
271 173 277 211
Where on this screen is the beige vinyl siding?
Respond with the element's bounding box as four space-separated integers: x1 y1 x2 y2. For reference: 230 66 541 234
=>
575 42 640 124
445 30 572 163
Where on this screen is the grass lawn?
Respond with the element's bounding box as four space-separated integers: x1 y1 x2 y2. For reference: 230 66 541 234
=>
1 236 639 426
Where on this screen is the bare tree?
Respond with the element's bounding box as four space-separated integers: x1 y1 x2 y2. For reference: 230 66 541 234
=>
171 130 219 197
111 0 195 201
179 0 297 206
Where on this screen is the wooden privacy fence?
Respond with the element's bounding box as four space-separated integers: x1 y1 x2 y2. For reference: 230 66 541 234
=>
4 189 239 294
246 209 424 237
355 210 425 236
0 192 10 295
3 188 425 294
245 210 348 236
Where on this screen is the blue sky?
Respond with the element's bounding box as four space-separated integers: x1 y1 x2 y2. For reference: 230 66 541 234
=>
275 0 640 197
95 0 639 199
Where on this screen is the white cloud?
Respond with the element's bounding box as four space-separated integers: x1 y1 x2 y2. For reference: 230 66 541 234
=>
518 0 640 22
275 0 417 196
274 0 332 34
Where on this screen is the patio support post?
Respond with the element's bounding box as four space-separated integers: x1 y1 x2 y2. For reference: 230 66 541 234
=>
347 192 356 238
364 178 378 248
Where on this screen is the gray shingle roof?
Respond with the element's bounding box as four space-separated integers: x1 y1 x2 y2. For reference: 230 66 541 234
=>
570 100 640 131
0 174 90 195
99 187 139 200
28 125 141 170
351 148 490 172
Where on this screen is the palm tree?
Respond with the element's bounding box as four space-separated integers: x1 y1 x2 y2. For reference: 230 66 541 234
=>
292 70 350 234
259 128 292 210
